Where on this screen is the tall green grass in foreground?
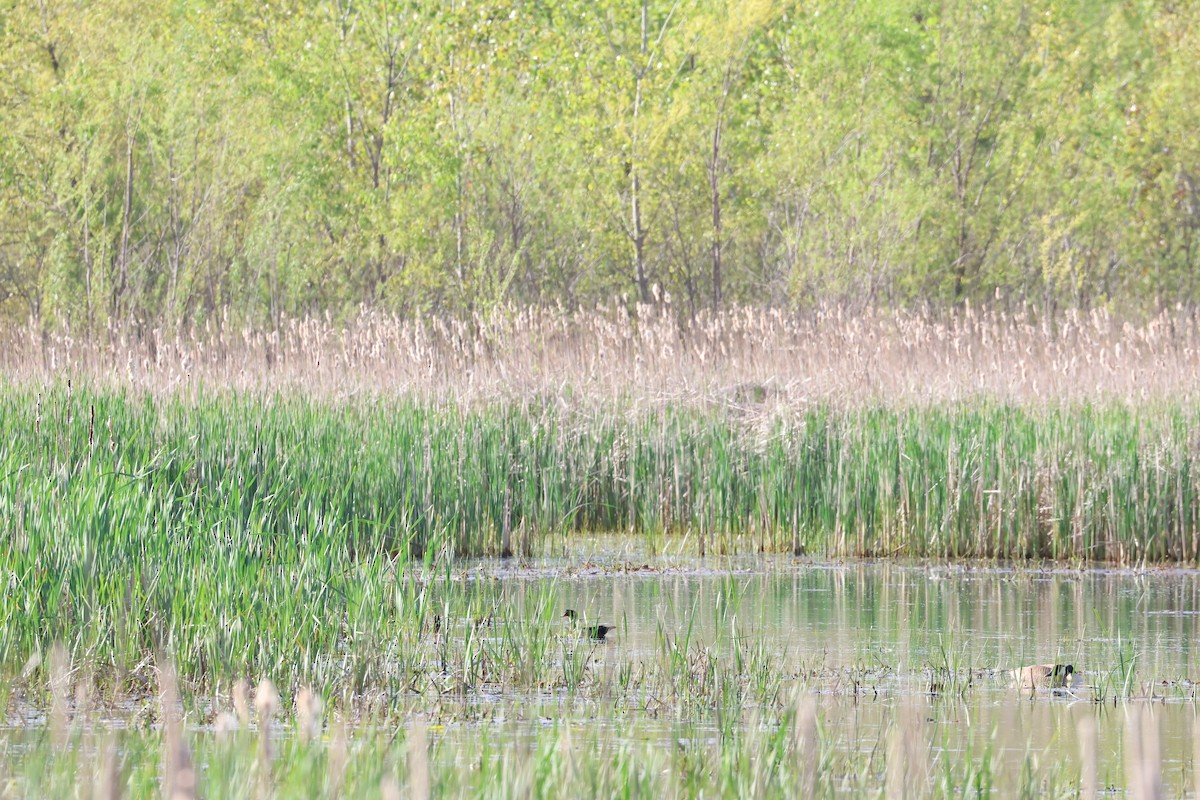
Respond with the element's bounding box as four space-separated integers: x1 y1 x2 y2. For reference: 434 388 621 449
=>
0 699 1092 800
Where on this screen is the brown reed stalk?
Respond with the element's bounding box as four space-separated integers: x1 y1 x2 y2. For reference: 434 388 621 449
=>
885 703 929 800
792 694 818 796
48 642 70 749
158 661 196 800
254 678 280 800
327 716 349 799
1078 713 1098 800
1126 705 1162 800
232 678 251 728
96 734 122 800
407 716 430 800
295 686 323 744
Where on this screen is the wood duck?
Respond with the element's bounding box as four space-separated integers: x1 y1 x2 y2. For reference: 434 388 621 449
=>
562 609 614 641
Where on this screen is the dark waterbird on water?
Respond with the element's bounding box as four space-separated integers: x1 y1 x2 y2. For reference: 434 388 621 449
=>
562 609 615 642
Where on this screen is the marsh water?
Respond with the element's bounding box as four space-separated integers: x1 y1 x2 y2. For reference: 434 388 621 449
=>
456 543 1200 795
7 545 1200 795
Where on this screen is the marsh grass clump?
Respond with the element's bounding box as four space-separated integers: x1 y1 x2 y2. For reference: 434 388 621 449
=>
6 383 1200 569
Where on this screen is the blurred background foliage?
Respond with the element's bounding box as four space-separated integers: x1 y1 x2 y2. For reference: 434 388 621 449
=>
0 0 1197 330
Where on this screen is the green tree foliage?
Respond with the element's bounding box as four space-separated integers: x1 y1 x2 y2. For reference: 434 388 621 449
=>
0 0 1197 329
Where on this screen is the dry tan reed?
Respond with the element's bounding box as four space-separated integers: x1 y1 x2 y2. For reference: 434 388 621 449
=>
47 643 70 749
885 702 929 800
327 717 348 799
254 678 279 800
294 686 323 744
1077 712 1097 800
1194 715 1200 800
7 304 1200 406
158 662 196 800
379 776 402 800
407 716 430 800
792 694 818 797
1126 705 1163 800
232 678 251 728
96 735 122 800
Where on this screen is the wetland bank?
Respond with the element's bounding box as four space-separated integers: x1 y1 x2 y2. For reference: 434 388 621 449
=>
6 311 1200 797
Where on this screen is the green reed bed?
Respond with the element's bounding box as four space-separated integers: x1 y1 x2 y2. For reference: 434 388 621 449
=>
3 383 1200 688
4 384 1200 561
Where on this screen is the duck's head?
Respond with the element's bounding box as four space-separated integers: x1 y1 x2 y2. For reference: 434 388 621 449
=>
562 609 578 621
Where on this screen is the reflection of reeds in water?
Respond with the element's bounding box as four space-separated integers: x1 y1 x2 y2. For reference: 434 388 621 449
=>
11 567 1200 797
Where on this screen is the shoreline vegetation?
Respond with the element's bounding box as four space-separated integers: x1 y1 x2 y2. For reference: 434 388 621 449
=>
5 306 1200 566
6 0 1200 793
5 309 1199 796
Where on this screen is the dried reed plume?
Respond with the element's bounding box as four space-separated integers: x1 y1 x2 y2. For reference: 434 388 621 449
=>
792 693 818 796
408 716 430 800
327 716 349 799
380 776 402 800
47 642 70 749
9 304 1200 407
885 702 929 800
1078 712 1097 800
1126 705 1163 800
295 686 323 744
96 734 122 800
158 661 196 800
232 678 251 728
254 678 280 799
213 711 239 741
